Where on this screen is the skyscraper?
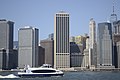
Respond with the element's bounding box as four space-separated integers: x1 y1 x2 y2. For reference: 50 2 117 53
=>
0 19 14 69
97 22 114 68
89 18 96 49
89 18 97 67
18 26 39 68
40 39 54 67
54 11 70 69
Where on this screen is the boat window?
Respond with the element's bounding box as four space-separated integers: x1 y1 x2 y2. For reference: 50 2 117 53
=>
32 70 56 73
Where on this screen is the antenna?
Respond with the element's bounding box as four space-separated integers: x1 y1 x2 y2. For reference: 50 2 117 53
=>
112 0 115 14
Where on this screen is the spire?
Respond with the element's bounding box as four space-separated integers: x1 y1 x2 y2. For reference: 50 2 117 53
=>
110 0 117 22
112 0 115 14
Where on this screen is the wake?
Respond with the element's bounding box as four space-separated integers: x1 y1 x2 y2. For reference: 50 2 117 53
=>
0 74 19 78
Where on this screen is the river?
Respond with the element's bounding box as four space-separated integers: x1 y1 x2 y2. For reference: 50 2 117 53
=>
0 71 120 80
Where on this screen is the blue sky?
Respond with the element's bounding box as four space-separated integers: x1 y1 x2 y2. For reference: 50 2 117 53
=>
0 0 120 41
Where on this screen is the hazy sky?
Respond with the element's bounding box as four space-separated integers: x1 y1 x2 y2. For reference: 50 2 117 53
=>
0 0 120 41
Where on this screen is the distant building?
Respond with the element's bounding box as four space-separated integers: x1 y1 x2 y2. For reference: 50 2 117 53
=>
38 46 45 66
83 36 90 68
89 18 97 67
89 18 96 49
9 49 18 69
97 22 114 68
0 49 6 70
40 39 54 67
48 33 54 40
70 35 87 54
113 20 120 68
0 19 14 69
18 27 39 68
54 11 70 69
70 42 84 67
13 41 18 49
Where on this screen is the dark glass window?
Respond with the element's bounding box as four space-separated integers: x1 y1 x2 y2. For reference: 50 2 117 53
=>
32 70 56 73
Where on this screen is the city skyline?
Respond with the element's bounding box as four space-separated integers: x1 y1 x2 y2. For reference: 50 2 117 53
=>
0 0 120 41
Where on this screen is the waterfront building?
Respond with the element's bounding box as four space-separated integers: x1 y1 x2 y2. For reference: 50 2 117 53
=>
113 20 120 68
54 11 70 69
18 26 39 68
97 22 114 68
89 18 96 49
38 46 45 66
83 36 90 68
70 42 84 67
0 49 6 70
0 19 14 69
89 18 97 67
40 39 54 67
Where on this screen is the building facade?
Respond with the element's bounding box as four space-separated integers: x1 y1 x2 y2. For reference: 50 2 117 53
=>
40 39 54 67
0 19 14 69
97 22 114 68
54 11 70 69
18 27 39 68
113 20 120 68
89 18 97 67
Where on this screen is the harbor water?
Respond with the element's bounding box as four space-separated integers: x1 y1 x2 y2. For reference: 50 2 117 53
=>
0 71 120 80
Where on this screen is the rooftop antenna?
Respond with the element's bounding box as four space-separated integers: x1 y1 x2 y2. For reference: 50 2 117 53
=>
110 0 117 22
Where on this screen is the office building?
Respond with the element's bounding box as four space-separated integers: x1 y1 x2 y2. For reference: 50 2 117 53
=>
40 39 54 67
89 18 96 49
38 46 45 66
0 19 14 69
0 49 6 70
89 18 97 67
54 11 70 69
70 42 84 67
113 20 120 68
18 26 39 68
97 22 114 68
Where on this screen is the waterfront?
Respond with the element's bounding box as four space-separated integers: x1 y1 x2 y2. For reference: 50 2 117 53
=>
0 71 120 80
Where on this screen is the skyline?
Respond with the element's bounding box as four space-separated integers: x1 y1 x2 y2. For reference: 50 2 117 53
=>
0 0 120 41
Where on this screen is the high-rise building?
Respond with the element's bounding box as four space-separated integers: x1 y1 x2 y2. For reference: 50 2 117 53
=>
0 19 14 69
89 18 97 67
97 22 114 68
89 18 96 49
113 20 120 68
54 11 70 69
40 39 54 67
18 26 39 68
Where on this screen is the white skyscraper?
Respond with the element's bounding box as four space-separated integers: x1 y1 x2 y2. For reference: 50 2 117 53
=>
89 18 96 49
89 18 97 67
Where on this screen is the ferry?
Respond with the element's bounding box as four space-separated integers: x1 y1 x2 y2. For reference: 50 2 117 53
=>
18 64 64 77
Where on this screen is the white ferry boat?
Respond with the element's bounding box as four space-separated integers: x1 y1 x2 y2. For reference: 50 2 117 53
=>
18 64 64 77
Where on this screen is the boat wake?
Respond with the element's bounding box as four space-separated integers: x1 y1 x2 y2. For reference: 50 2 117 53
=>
0 74 19 78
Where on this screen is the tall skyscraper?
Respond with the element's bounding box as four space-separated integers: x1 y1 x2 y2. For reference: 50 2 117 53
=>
18 26 39 68
54 11 70 69
97 22 114 68
89 18 97 67
89 18 96 49
0 19 14 69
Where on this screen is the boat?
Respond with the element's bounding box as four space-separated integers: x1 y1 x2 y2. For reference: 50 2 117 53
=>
18 64 64 77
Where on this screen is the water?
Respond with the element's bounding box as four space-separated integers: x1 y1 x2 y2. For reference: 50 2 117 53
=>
0 71 120 80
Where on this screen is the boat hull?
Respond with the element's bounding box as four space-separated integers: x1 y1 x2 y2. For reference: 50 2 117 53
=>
18 73 64 78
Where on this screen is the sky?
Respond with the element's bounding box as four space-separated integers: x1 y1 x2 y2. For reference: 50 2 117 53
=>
0 0 120 41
